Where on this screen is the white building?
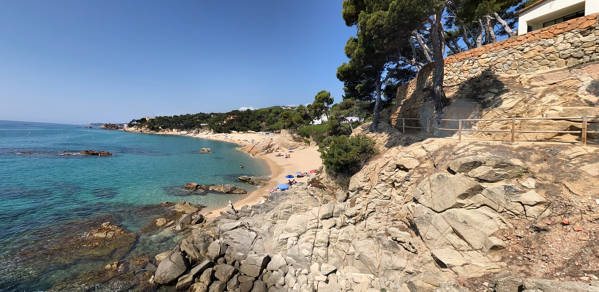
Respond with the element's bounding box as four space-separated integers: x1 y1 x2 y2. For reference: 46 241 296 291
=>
311 114 328 125
518 0 599 35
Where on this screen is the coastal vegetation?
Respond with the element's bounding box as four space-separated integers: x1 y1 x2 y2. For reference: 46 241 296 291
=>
319 134 376 177
337 0 524 130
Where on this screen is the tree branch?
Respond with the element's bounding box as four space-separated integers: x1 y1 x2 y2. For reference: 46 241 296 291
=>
414 31 433 63
494 12 516 37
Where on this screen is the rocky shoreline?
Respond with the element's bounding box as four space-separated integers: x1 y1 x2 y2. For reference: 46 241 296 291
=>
25 131 599 291
138 135 599 292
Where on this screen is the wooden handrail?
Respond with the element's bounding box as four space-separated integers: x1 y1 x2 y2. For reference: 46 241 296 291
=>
395 116 598 145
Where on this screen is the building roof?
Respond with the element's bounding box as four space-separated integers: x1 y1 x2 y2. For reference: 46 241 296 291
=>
519 0 551 15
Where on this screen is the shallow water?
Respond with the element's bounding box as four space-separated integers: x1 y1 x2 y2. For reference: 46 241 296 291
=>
0 120 268 290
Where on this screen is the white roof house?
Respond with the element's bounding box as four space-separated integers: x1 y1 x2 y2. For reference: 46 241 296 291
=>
518 0 599 35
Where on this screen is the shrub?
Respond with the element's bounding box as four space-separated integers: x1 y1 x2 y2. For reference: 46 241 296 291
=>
297 119 352 144
319 134 376 176
298 124 329 143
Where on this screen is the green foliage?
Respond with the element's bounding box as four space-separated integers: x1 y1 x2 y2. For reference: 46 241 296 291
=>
319 134 376 176
298 124 329 143
310 90 335 120
128 106 305 133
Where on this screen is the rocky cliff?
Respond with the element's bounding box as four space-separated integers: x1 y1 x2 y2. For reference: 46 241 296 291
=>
145 131 599 291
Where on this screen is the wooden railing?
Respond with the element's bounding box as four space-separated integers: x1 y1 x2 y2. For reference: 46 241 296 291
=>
396 116 599 145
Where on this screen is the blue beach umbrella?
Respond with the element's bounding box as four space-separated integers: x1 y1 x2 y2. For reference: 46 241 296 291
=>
285 174 294 179
277 184 289 190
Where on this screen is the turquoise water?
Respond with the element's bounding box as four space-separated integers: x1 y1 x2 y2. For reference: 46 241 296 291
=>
0 120 268 290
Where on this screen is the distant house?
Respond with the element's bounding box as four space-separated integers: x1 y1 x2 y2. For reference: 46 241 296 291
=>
518 0 599 35
311 114 328 125
343 116 362 124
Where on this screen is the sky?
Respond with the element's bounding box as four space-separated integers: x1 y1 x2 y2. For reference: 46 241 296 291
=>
0 0 354 124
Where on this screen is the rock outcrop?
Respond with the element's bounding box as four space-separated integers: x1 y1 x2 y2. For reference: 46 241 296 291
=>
184 183 247 194
150 135 599 291
237 176 269 185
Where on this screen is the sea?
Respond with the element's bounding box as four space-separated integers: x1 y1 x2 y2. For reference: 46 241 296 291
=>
0 120 268 290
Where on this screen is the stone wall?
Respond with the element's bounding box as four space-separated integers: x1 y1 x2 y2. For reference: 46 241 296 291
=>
391 14 599 128
444 13 599 86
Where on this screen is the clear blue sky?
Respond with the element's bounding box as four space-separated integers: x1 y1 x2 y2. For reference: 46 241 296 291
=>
0 0 354 124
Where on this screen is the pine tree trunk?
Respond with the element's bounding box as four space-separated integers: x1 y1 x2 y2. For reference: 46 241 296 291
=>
476 19 484 47
431 10 450 115
494 12 515 37
370 78 382 132
460 26 473 49
485 15 496 43
414 31 433 63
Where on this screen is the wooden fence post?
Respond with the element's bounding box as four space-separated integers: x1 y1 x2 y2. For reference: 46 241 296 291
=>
510 118 516 143
582 116 588 146
402 118 405 134
458 120 462 142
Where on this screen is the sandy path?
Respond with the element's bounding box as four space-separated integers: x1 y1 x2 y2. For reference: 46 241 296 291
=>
191 132 323 218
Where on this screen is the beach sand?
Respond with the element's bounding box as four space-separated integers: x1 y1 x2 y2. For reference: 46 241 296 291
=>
191 131 323 218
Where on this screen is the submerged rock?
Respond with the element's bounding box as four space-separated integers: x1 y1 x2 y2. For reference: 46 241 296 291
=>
237 176 269 185
80 150 113 156
184 183 247 194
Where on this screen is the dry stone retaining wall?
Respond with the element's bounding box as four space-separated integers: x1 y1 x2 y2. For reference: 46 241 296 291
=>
444 13 599 86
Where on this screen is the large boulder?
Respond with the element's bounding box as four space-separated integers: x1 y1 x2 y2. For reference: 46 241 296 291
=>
448 155 527 182
412 173 483 212
240 253 270 277
180 230 214 262
221 227 257 254
154 251 188 284
214 264 236 283
176 260 213 290
413 204 508 276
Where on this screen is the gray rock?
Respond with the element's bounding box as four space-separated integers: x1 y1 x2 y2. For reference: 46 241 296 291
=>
222 227 257 254
412 173 483 212
335 190 348 202
208 280 226 292
318 203 335 219
239 281 253 292
448 156 485 173
264 270 285 287
266 254 287 271
207 240 227 260
180 231 213 262
190 283 209 292
175 260 212 290
449 155 526 182
175 213 192 231
214 264 236 283
208 184 247 194
320 263 336 276
199 267 214 285
227 274 240 291
191 213 205 225
240 253 270 277
252 280 267 292
238 175 269 185
154 251 188 284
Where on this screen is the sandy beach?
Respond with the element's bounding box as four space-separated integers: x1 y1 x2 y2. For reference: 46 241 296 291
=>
190 131 323 217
